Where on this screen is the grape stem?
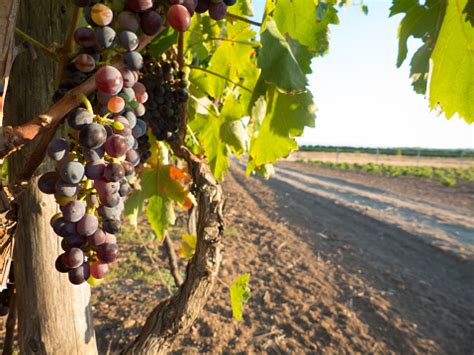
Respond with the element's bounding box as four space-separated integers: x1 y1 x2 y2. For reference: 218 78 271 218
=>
226 12 262 27
14 28 59 61
186 65 252 93
76 93 94 114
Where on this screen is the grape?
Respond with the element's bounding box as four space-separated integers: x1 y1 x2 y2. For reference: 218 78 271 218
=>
90 261 109 279
119 31 139 51
118 11 139 32
125 149 140 166
104 163 125 182
133 119 147 137
224 0 236 4
62 200 86 223
140 11 162 35
126 0 153 13
55 180 79 197
120 87 135 102
71 71 88 86
62 235 86 250
195 0 209 13
119 68 138 88
94 178 120 196
79 123 108 149
107 96 125 113
95 26 116 48
100 193 121 208
55 194 77 207
119 180 130 196
124 51 143 71
68 263 90 285
134 103 146 117
123 110 137 128
47 139 70 161
105 234 117 244
133 82 146 95
73 54 95 73
60 161 85 184
97 243 119 263
68 107 93 130
76 214 99 236
135 91 148 104
104 135 128 157
85 160 106 180
167 5 191 32
122 161 135 176
91 4 113 26
38 172 59 194
74 27 96 48
87 228 106 246
98 205 121 219
55 256 70 273
209 1 227 20
63 247 84 268
95 66 123 95
52 218 77 238
82 147 104 162
171 0 198 15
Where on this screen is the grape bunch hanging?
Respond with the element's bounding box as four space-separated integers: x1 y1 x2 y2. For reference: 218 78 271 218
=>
38 0 233 286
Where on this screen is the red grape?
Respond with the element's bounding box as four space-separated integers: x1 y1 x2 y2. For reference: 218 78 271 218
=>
95 66 123 95
167 5 191 32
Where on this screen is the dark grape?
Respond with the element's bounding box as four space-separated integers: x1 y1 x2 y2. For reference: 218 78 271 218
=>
87 228 106 246
99 193 121 208
223 0 236 5
68 107 93 130
119 31 139 51
118 11 139 32
98 205 121 219
125 149 141 166
60 161 85 184
104 163 125 182
62 200 86 223
55 255 70 273
209 1 227 20
38 172 59 194
68 263 90 285
96 243 119 263
140 11 162 35
73 53 96 73
79 123 108 149
118 180 130 196
124 51 143 71
126 0 153 13
95 26 116 48
85 160 106 180
62 235 86 250
76 213 99 236
104 135 128 157
73 0 90 7
74 27 96 48
48 139 70 161
195 0 209 13
55 180 79 197
63 247 84 268
52 218 76 238
95 178 120 196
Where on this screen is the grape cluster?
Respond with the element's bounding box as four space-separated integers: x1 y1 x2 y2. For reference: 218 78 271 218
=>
39 86 147 284
140 58 188 142
167 0 237 32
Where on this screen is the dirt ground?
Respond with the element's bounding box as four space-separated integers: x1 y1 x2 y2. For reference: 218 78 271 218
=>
2 162 473 354
292 151 474 168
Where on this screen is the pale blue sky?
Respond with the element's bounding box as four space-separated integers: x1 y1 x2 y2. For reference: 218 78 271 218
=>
250 1 474 149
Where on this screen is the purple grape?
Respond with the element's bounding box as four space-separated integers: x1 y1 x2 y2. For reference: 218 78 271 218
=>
55 255 70 273
195 0 209 13
125 149 140 166
119 68 138 88
74 27 96 48
132 118 146 137
123 110 137 128
79 123 108 149
87 228 106 246
55 180 79 197
119 31 139 51
63 247 84 268
62 200 86 223
47 139 70 161
95 26 116 48
118 11 139 32
104 163 125 182
99 193 121 208
96 243 119 263
60 161 85 184
38 172 59 194
68 108 93 130
104 135 128 157
119 180 130 196
140 11 162 35
68 263 90 285
126 0 153 13
85 160 106 180
76 214 99 236
52 218 76 238
62 234 86 250
98 204 121 219
94 178 120 196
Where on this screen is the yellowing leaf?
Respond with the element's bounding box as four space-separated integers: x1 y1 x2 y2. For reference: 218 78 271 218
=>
146 195 176 241
230 273 251 321
179 234 197 260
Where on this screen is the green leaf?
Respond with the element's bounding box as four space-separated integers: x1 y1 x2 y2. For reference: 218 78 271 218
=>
272 0 338 55
360 3 369 15
247 87 316 173
148 27 179 58
124 189 144 227
221 120 246 157
409 43 431 94
141 166 188 203
258 19 307 93
390 0 446 67
146 195 175 241
178 234 197 259
463 0 474 26
230 273 251 321
189 114 231 180
429 0 474 123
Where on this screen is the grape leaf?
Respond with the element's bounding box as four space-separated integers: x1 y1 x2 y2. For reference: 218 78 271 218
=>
409 43 431 94
272 0 338 55
141 166 187 203
220 120 246 157
124 189 144 227
258 19 307 93
230 273 251 321
146 195 175 241
148 27 179 58
247 87 316 173
463 0 474 26
178 234 197 260
429 0 474 123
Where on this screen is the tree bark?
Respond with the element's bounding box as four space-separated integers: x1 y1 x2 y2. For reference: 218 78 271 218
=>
126 147 224 354
4 0 98 353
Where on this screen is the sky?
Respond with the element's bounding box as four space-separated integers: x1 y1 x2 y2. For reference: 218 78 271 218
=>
251 1 474 149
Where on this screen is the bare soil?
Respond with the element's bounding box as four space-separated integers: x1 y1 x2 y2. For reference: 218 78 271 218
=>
2 162 473 354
